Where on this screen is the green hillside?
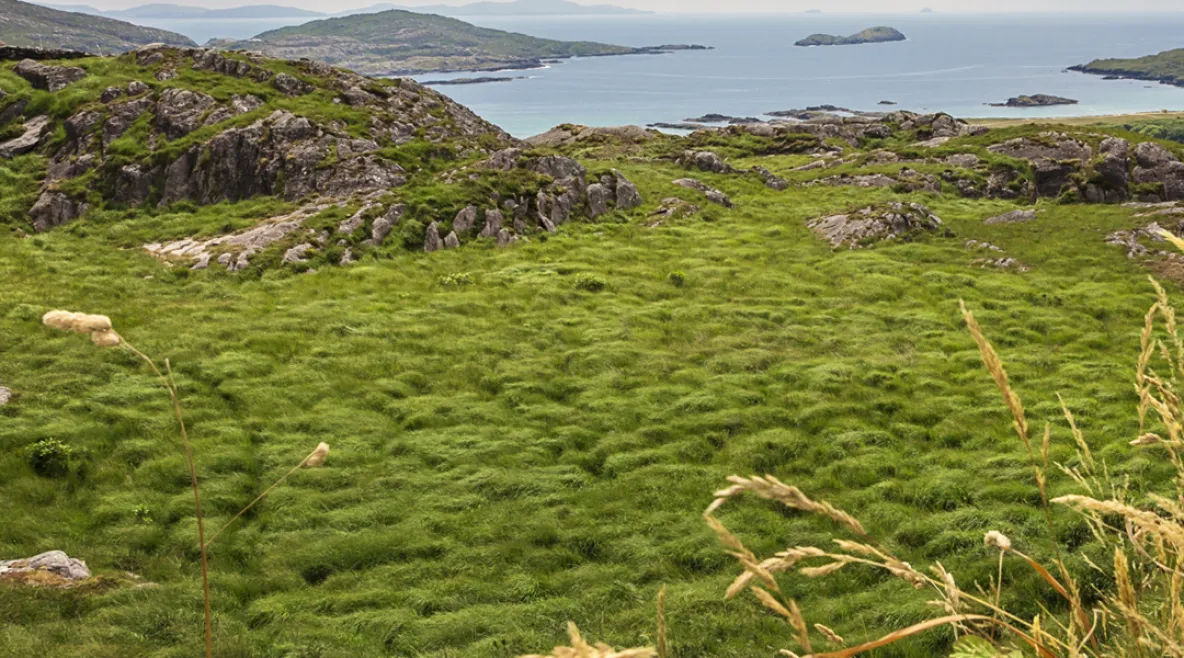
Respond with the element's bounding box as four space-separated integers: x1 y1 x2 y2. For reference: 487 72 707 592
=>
227 10 635 75
0 0 194 53
1072 47 1184 86
3 45 1184 658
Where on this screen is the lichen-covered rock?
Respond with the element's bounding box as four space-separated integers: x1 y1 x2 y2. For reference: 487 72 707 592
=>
444 231 460 249
808 202 946 249
13 59 86 92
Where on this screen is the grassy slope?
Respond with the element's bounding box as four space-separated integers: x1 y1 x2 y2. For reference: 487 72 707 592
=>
0 0 195 52
0 124 1173 656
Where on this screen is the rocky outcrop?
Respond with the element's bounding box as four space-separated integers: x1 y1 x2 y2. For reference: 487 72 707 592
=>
525 124 658 148
984 209 1037 225
751 166 789 190
1132 142 1184 202
30 191 90 232
13 59 86 92
0 551 91 587
145 201 343 271
808 202 946 249
1107 221 1184 259
673 178 733 207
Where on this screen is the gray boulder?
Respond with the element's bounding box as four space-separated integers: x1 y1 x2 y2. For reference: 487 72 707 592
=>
680 150 732 174
424 221 442 252
452 206 478 234
0 116 50 157
614 171 642 209
30 191 89 232
0 386 10 406
586 183 610 218
0 550 90 582
14 59 86 92
444 231 460 249
479 209 504 238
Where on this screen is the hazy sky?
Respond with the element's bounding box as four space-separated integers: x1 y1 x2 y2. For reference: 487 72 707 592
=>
74 0 1184 12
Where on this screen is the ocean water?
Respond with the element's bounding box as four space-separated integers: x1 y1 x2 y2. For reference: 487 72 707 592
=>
135 13 1184 138
407 13 1184 137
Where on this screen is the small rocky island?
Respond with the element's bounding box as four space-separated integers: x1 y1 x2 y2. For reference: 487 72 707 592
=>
988 94 1079 108
794 26 906 47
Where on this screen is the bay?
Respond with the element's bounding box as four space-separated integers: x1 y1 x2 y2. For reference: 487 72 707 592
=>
411 13 1184 137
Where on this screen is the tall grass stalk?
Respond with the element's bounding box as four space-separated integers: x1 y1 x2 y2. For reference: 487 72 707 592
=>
694 277 1184 656
41 311 329 658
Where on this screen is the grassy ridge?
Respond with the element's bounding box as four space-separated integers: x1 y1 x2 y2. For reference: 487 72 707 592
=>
228 10 635 75
0 139 1172 657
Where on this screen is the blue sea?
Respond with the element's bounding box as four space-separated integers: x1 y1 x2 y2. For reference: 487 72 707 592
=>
136 13 1184 137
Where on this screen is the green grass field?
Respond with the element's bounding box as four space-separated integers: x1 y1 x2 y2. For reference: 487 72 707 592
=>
0 142 1172 657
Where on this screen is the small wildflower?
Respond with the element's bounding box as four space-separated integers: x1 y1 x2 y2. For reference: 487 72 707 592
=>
305 442 330 467
984 531 1012 551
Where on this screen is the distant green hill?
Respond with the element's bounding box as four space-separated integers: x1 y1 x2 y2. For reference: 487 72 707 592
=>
225 9 640 76
0 0 195 52
1071 48 1184 87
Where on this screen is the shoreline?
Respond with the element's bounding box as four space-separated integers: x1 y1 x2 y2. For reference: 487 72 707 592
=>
969 110 1184 128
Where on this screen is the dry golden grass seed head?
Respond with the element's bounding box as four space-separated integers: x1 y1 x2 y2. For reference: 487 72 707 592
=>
43 310 118 345
984 531 1012 551
305 442 330 467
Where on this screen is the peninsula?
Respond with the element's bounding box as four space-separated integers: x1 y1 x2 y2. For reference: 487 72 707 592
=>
1070 48 1184 87
223 10 708 75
